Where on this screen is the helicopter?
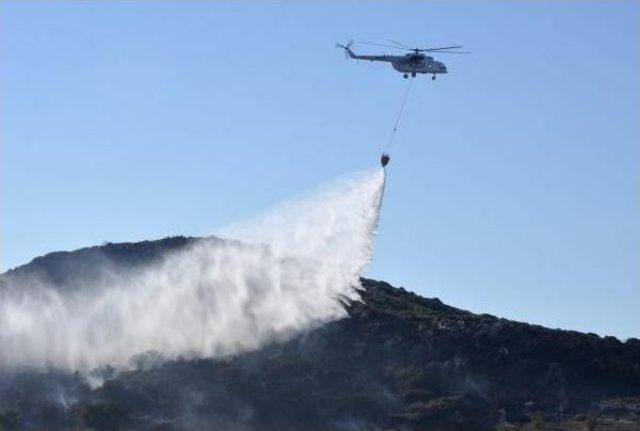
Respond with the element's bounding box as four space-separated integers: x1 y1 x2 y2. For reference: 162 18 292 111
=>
336 40 469 79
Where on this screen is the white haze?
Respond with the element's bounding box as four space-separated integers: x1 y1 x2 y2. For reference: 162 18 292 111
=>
0 168 386 372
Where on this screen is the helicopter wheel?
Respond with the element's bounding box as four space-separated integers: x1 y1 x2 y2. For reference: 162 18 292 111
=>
403 73 408 79
432 75 436 80
411 72 416 78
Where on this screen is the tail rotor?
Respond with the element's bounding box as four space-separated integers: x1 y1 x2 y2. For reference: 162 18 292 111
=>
336 39 354 59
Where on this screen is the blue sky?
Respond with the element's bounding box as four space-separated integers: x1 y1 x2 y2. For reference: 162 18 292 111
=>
1 2 638 339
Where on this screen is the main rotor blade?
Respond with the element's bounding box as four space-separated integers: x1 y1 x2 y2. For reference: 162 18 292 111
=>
388 39 412 49
357 41 469 53
426 51 471 54
359 41 410 51
420 45 464 51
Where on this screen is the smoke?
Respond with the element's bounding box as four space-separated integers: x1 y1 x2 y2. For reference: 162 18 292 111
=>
0 168 386 372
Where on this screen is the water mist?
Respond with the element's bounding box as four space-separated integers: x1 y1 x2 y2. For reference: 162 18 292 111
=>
0 168 386 372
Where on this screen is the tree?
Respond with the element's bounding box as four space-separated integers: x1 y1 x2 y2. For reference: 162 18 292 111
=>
586 410 599 431
530 411 545 430
81 403 130 431
0 409 20 431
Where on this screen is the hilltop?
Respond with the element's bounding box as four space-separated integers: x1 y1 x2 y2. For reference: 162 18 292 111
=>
1 237 639 430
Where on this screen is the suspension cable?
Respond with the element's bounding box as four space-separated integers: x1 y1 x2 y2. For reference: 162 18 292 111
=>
384 77 414 151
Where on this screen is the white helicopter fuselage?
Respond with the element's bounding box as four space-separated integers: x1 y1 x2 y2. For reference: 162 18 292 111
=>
391 55 447 74
344 48 447 76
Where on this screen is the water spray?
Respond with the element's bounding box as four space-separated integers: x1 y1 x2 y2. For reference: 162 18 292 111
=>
0 169 387 372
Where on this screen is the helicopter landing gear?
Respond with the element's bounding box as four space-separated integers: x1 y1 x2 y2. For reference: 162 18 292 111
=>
411 72 416 78
403 73 409 79
432 74 436 80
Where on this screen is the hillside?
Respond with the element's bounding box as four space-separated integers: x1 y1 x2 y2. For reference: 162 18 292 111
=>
1 237 639 430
